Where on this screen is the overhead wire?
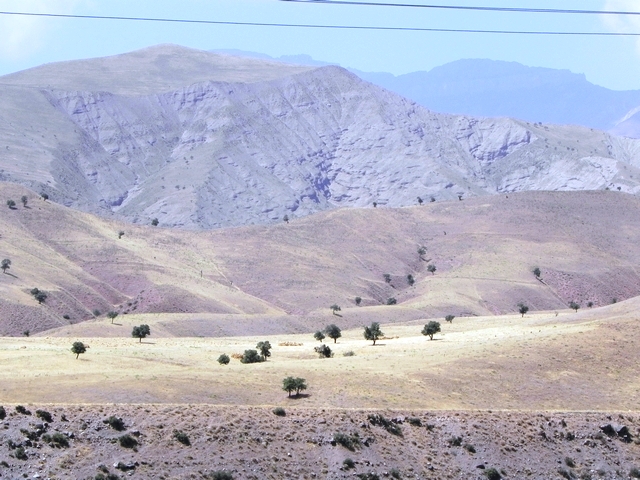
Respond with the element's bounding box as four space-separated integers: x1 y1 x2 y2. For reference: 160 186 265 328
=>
0 10 638 36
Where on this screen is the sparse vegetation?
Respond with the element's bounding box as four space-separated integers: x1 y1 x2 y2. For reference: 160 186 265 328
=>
282 376 307 397
355 296 362 306
105 416 126 431
417 196 423 205
71 341 87 359
587 301 594 308
533 267 541 278
283 214 289 223
151 217 159 226
364 322 383 345
208 471 233 480
1 258 11 273
272 407 286 416
333 432 361 451
427 263 436 274
118 434 138 449
20 195 28 207
131 324 150 342
325 324 342 343
240 349 262 364
256 341 272 361
118 230 125 239
42 432 70 448
445 314 455 323
93 309 101 316
330 303 341 315
386 297 397 305
0 406 5 420
518 302 529 317
417 246 426 259
407 274 415 285
314 344 333 358
383 273 392 283
343 350 355 357
6 199 15 209
35 409 52 422
217 353 230 365
15 405 31 415
13 446 27 460
569 301 580 312
314 330 326 342
484 468 502 480
422 321 441 340
629 467 640 479
173 430 190 446
464 443 476 453
343 458 355 469
448 436 462 446
368 413 402 436
407 417 422 426
40 192 49 201
565 457 576 468
107 311 119 323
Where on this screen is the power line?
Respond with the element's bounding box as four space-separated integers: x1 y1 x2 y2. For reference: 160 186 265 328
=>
0 10 639 36
281 0 640 16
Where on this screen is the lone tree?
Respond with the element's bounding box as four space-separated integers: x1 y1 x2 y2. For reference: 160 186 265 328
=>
132 324 151 342
330 304 341 315
41 193 49 201
71 341 86 359
107 311 119 324
518 303 529 317
34 291 48 304
355 296 362 306
407 274 415 286
532 267 541 278
282 376 307 397
118 230 125 239
417 196 423 205
363 322 383 346
283 214 289 223
217 354 230 365
21 195 28 207
240 349 262 364
324 324 342 343
427 264 437 275
383 273 392 284
417 246 427 260
314 344 333 358
569 301 580 312
422 321 441 340
445 315 455 323
587 301 594 308
256 341 272 361
151 218 159 226
1 258 11 273
6 199 15 209
386 297 397 305
314 330 326 342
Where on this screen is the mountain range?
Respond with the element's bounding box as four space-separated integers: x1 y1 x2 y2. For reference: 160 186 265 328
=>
1 44 640 229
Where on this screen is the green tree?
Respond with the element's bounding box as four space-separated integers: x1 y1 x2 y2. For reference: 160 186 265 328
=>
40 193 49 201
532 267 541 278
71 341 86 359
240 349 262 364
314 344 333 358
364 322 383 345
417 246 426 259
217 354 230 365
20 195 28 207
324 324 342 343
1 258 11 273
427 264 437 275
6 199 15 209
355 296 362 306
107 311 118 324
283 214 289 223
422 321 441 340
330 304 341 315
569 301 580 312
34 291 48 304
407 274 415 286
151 218 159 226
445 314 455 323
518 303 529 317
118 230 125 239
417 196 423 205
314 330 325 342
256 341 272 361
282 376 308 397
386 297 397 305
383 273 392 283
132 324 150 342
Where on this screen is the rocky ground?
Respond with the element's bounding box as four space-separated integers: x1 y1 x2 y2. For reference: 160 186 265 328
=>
0 405 639 480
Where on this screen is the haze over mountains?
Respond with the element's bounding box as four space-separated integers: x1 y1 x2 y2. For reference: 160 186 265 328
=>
1 45 640 229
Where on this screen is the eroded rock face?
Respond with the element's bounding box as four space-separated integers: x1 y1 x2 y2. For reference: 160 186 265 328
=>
2 51 640 228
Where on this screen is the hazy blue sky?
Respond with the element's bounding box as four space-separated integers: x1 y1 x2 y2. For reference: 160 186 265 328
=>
1 0 639 90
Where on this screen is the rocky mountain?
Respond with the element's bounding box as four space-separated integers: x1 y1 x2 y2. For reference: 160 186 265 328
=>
1 45 640 229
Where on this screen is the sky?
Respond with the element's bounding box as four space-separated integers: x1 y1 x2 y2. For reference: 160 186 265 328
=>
0 0 639 90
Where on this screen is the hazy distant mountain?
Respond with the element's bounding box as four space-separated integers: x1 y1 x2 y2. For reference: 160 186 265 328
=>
1 45 640 230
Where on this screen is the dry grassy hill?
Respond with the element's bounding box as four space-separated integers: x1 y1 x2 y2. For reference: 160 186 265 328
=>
1 183 640 336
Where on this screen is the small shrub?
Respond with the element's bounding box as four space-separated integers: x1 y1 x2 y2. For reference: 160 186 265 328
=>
464 443 476 453
93 309 101 317
343 458 355 469
208 471 233 480
118 434 138 449
63 314 70 320
630 467 640 479
217 354 230 365
484 468 502 480
314 344 333 358
0 406 6 420
22 330 30 337
390 468 402 479
558 468 573 479
118 230 125 239
43 432 69 448
151 218 159 226
6 199 15 209
15 405 31 415
368 414 402 436
343 350 355 357
173 430 190 446
386 297 397 305
445 314 455 323
407 417 422 426
357 473 380 480
105 416 126 431
36 409 53 422
565 457 576 468
240 349 262 364
355 296 362 306
448 436 462 447
406 274 415 286
333 432 361 451
13 446 27 460
273 407 286 417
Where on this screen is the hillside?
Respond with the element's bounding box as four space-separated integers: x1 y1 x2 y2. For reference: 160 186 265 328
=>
1 45 640 229
2 183 640 336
